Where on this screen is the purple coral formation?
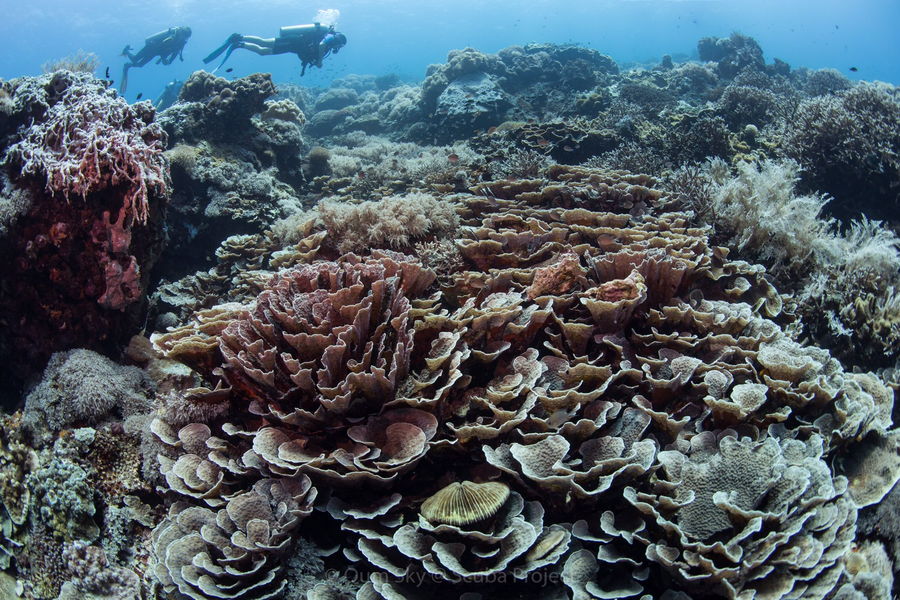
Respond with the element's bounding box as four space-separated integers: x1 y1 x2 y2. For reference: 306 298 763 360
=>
0 71 168 391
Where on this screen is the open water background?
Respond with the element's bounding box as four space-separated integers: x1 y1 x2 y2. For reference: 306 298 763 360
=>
0 0 898 102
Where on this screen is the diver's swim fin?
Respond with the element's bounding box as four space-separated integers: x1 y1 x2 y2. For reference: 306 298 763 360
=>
203 33 241 66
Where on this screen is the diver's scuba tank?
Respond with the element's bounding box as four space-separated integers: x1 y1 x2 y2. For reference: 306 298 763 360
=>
145 28 173 45
280 23 328 38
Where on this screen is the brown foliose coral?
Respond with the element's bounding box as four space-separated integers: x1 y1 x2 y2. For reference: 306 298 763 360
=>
150 165 896 600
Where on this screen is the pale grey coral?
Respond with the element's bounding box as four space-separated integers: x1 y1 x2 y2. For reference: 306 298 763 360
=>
340 489 570 596
57 541 141 600
251 98 306 149
562 510 653 600
625 432 856 600
0 421 36 570
28 455 99 542
23 349 153 443
316 192 460 253
315 88 360 111
492 148 551 179
483 406 657 503
801 68 852 97
0 170 33 237
151 478 316 600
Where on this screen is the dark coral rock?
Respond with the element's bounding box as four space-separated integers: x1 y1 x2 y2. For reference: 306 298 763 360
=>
375 73 402 90
160 142 302 281
305 108 352 137
618 81 675 115
313 87 359 111
498 43 618 91
800 68 852 97
857 481 900 582
432 72 512 141
159 71 276 144
716 84 783 128
667 112 732 163
0 72 167 396
698 33 765 79
421 47 509 113
782 83 900 222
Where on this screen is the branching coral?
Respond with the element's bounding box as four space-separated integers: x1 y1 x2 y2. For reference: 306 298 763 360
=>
41 50 100 75
782 82 900 222
4 75 166 225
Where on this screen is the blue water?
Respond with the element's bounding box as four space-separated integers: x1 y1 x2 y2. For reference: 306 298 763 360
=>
1 0 898 103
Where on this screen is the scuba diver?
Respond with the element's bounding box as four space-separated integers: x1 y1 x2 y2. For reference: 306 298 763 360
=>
204 24 347 75
120 26 192 93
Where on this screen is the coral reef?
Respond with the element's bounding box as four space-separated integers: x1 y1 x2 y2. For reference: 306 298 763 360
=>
316 192 460 253
673 158 900 371
155 72 306 282
697 33 765 78
1 33 899 600
41 50 100 75
159 71 277 145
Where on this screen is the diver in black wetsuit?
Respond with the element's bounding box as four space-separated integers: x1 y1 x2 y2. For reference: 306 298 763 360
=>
120 27 192 93
204 24 347 75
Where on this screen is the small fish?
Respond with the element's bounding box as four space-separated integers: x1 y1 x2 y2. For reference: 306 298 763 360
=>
357 171 366 179
105 67 110 79
136 93 143 100
562 145 574 152
849 66 858 72
448 153 459 164
536 138 550 147
225 68 234 73
487 126 497 135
